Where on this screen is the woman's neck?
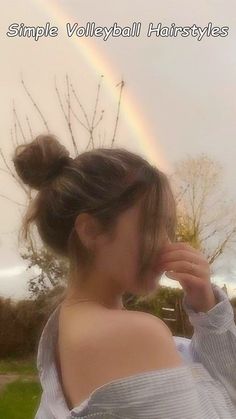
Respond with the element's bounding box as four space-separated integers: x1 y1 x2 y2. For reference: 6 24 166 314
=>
63 281 125 310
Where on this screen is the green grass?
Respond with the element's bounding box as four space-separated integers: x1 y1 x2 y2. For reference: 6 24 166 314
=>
0 358 37 375
0 379 42 419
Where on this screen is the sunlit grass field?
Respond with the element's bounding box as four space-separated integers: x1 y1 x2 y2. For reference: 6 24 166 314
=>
0 358 41 419
0 379 41 419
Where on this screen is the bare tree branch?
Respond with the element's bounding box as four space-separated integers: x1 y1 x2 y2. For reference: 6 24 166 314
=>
92 75 103 126
71 82 90 129
54 76 79 155
90 74 104 148
0 193 26 207
208 227 236 264
94 110 105 129
111 79 124 147
10 127 17 149
26 115 33 140
21 76 50 133
66 73 71 123
86 75 104 149
13 102 27 143
70 76 106 151
14 121 18 146
66 101 88 130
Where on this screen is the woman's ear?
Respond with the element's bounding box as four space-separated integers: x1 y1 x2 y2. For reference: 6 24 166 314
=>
74 213 101 250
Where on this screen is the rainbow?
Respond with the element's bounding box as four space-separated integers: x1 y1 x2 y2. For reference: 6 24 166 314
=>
35 0 170 171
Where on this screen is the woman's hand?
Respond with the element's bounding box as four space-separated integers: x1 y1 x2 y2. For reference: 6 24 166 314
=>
157 242 218 313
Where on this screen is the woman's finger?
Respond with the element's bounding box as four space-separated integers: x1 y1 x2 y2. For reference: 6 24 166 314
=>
164 270 205 292
158 249 205 265
160 260 209 279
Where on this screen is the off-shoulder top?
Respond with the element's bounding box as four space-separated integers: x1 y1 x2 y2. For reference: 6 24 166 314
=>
34 283 236 418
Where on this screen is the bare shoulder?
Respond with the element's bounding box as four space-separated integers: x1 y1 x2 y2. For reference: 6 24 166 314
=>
102 308 177 343
104 308 174 339
104 309 182 366
67 308 183 379
66 307 174 345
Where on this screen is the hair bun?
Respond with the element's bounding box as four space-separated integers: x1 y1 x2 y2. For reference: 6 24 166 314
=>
12 134 71 191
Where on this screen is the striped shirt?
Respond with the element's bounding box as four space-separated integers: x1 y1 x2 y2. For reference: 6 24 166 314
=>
35 283 236 418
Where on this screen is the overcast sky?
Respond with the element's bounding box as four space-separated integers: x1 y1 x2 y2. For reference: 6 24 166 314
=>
1 0 236 299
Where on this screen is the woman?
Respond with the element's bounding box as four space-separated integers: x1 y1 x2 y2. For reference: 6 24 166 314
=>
13 134 236 418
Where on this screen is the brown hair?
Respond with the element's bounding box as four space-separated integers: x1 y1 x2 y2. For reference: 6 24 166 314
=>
12 134 176 286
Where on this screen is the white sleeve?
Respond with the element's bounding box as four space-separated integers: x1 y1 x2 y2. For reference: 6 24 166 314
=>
173 335 193 363
182 282 236 407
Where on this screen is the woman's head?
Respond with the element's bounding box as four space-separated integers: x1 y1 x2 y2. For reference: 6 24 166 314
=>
12 134 176 296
